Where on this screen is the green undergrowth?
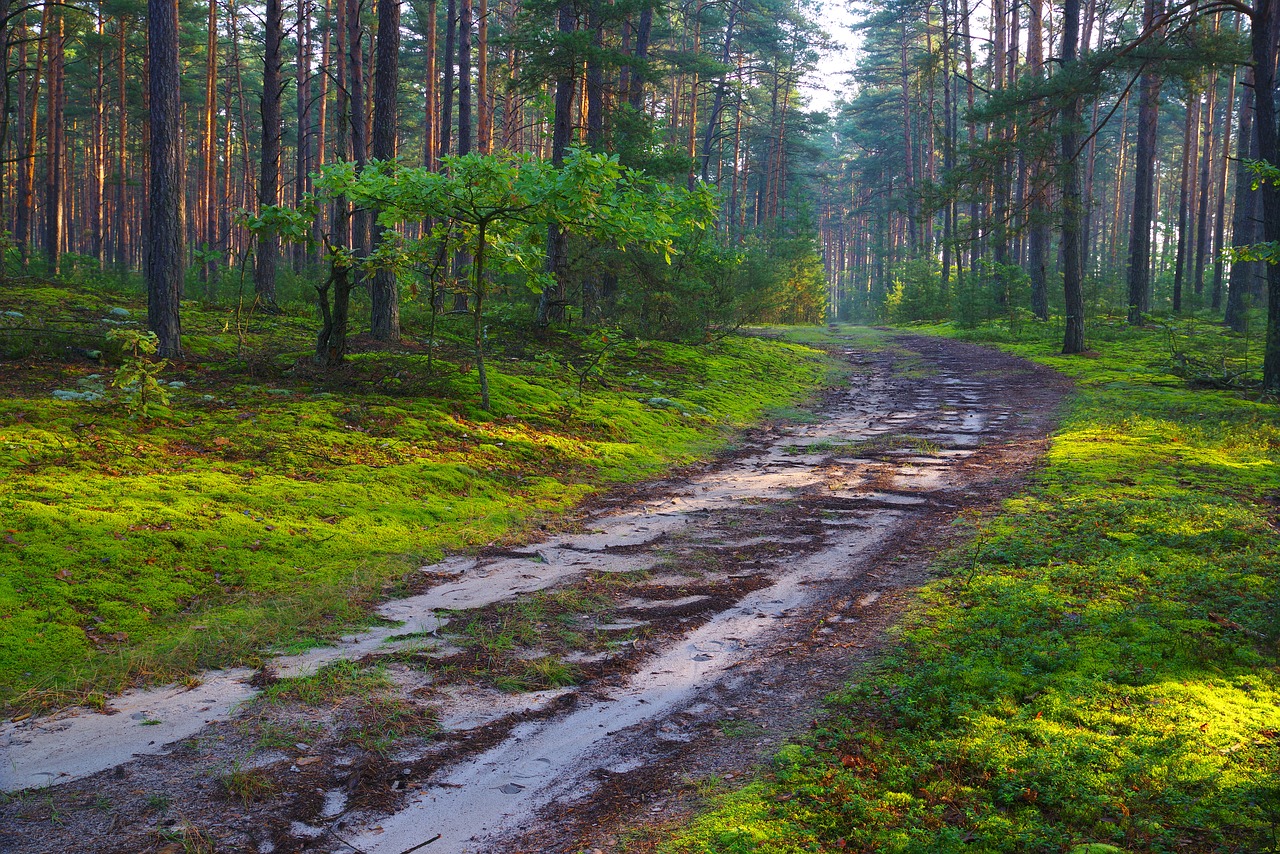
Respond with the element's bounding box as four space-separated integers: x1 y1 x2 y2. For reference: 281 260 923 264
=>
665 320 1279 853
0 282 835 712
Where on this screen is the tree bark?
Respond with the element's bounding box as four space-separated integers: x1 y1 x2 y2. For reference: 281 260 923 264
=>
1027 0 1049 319
203 0 220 289
1252 0 1280 392
91 5 106 267
458 0 472 153
1125 0 1162 325
424 0 438 167
586 0 605 150
44 9 64 275
255 0 284 309
1211 24 1240 312
628 4 652 111
294 0 312 272
1225 67 1258 331
147 0 184 357
478 0 491 152
699 0 738 182
18 10 46 271
899 19 919 252
1173 87 1200 313
1194 40 1221 299
440 0 456 157
1060 0 1086 354
371 0 402 340
346 0 369 261
536 0 575 326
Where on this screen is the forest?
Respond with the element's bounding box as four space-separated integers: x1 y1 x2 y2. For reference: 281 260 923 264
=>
820 0 1280 388
0 0 1278 851
0 0 1278 384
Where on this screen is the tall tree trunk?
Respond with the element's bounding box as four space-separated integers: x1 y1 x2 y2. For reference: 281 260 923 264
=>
44 9 63 275
1252 0 1280 392
458 0 472 153
147 0 184 356
1027 0 1049 318
203 0 219 289
1194 45 1221 299
899 20 919 251
478 0 491 152
451 0 473 313
628 4 652 111
115 17 128 271
315 0 330 265
319 0 353 367
440 0 456 157
699 0 737 182
255 0 284 309
585 0 605 150
1211 23 1240 312
346 0 370 258
18 12 46 271
1125 0 1162 325
91 6 106 267
939 0 954 291
229 0 255 234
371 0 402 340
685 1 702 190
294 0 312 272
1173 87 1200 312
960 0 979 281
424 0 437 167
990 0 1008 276
1060 0 1086 354
347 0 368 163
536 0 575 326
1225 68 1258 331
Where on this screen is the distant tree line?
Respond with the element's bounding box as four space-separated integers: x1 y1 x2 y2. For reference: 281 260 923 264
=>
815 0 1280 390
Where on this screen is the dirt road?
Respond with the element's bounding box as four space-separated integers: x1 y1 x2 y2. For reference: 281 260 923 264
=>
0 333 1069 854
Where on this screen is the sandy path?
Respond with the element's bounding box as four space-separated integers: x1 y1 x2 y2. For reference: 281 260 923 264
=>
0 334 1069 854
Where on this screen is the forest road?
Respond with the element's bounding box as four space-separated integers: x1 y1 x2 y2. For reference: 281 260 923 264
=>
0 333 1069 854
344 333 1070 854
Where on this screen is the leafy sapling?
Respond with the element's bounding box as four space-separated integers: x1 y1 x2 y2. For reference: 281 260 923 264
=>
106 328 171 418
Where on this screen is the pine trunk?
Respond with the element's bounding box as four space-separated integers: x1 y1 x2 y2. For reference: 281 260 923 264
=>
255 0 283 309
1061 0 1086 354
370 0 402 340
1125 0 1162 324
147 0 184 357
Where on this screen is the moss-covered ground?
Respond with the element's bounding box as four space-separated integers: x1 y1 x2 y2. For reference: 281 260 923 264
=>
0 282 835 713
664 319 1279 853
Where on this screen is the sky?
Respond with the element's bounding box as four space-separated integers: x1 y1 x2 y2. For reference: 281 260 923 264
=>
800 0 862 114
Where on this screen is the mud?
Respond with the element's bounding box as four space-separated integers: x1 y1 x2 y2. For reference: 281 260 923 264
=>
0 334 1069 854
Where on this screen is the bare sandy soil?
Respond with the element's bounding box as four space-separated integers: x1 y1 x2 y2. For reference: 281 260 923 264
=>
0 333 1069 854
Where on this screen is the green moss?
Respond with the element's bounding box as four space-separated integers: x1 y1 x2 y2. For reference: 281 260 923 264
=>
0 283 834 710
664 321 1280 854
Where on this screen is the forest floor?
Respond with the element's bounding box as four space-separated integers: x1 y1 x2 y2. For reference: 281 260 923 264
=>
661 319 1280 854
0 280 830 712
0 328 1071 853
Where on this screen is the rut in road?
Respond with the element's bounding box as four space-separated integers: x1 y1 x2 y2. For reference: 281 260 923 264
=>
0 334 1068 854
